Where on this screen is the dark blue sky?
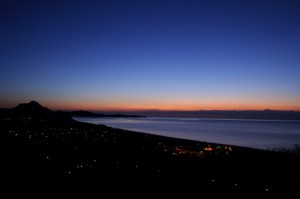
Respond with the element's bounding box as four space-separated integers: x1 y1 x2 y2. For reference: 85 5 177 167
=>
1 0 300 110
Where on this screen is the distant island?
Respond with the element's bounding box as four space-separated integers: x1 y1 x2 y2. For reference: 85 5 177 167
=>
70 110 145 118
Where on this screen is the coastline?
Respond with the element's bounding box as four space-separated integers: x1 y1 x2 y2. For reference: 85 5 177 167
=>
1 116 300 195
73 116 300 150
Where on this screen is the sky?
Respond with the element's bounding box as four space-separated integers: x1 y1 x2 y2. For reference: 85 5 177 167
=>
1 0 300 111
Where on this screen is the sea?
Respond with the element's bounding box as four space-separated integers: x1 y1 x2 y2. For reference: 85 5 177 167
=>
73 117 300 150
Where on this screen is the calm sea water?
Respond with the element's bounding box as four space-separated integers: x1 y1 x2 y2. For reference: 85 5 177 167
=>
74 117 300 150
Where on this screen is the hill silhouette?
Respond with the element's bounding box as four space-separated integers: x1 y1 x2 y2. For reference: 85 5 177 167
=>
8 101 55 119
13 101 50 114
0 101 144 119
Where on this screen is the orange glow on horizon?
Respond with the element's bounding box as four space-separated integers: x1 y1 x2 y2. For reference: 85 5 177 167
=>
1 98 299 112
43 100 300 112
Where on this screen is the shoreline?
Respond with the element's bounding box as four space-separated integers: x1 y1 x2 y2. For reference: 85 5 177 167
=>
74 116 300 151
1 116 300 194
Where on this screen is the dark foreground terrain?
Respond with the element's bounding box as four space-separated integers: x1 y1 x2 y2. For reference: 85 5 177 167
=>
1 102 300 196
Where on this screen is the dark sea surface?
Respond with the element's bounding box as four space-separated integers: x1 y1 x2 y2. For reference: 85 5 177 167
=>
74 117 300 150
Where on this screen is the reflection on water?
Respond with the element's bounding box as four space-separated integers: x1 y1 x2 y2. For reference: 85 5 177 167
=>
74 117 300 150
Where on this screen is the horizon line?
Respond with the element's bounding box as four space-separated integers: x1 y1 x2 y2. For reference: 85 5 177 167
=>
52 108 300 112
1 101 300 112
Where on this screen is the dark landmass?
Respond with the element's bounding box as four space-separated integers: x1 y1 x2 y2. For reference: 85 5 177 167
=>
104 110 300 120
71 110 145 118
1 101 300 196
0 101 145 119
0 101 71 121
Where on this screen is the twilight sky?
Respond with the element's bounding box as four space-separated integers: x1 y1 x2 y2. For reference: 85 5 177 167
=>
1 0 300 111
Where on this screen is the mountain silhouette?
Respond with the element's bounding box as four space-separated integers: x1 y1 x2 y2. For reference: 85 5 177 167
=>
10 101 55 119
13 101 50 114
7 101 143 119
